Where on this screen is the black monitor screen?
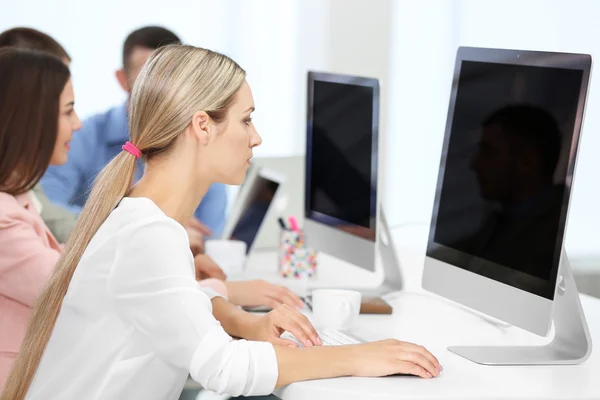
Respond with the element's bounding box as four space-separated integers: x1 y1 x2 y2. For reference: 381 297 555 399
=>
306 76 378 241
230 175 279 254
428 59 584 299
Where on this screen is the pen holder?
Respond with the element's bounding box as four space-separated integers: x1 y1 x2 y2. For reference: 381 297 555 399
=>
279 229 317 279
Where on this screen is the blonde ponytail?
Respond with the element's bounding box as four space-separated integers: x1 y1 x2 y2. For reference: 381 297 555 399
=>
1 44 245 399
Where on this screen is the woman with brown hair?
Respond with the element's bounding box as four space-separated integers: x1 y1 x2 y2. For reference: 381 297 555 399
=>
2 44 440 400
0 27 76 244
0 47 82 389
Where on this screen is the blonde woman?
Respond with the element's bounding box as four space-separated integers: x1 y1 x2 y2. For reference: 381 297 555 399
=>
2 45 441 400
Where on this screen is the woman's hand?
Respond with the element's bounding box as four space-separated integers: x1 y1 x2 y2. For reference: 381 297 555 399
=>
187 216 213 236
185 217 212 256
350 339 442 378
247 304 322 348
186 227 204 256
194 254 227 280
225 280 305 309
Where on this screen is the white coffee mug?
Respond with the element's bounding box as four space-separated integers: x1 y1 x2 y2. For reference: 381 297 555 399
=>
311 289 362 330
204 240 247 277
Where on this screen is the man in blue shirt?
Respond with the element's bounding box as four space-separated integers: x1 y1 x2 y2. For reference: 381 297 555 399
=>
41 26 228 237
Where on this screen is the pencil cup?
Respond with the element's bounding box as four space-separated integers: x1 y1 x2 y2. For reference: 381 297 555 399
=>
279 229 317 279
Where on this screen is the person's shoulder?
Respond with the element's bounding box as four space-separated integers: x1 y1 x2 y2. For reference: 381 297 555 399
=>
83 103 125 125
111 197 188 243
208 182 227 193
204 182 228 202
0 192 22 220
104 198 193 272
0 192 42 236
74 103 127 144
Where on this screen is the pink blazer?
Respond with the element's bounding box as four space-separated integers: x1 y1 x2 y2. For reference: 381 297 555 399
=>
0 191 61 389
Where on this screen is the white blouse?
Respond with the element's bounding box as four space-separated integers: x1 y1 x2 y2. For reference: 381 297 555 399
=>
27 197 278 399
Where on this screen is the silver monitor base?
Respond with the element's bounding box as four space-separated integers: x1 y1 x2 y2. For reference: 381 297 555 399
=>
449 252 592 365
343 207 403 297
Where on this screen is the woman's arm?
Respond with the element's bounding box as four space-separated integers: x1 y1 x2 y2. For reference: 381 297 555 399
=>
0 215 61 306
224 280 304 309
210 297 442 384
109 220 441 397
108 220 281 396
272 339 442 386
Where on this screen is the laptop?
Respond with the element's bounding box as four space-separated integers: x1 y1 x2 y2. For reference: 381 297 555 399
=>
222 166 285 257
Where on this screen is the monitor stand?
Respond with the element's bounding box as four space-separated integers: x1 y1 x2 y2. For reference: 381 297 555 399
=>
346 207 403 298
448 250 592 365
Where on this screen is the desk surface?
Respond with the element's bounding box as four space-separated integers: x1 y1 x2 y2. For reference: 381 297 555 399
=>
274 292 600 400
239 245 600 400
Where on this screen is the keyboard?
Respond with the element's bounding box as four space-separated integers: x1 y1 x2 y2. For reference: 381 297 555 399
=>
281 329 365 347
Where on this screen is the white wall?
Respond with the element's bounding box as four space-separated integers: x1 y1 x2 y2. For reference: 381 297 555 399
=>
385 0 458 230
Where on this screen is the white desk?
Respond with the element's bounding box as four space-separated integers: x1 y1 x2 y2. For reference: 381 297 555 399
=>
237 231 600 400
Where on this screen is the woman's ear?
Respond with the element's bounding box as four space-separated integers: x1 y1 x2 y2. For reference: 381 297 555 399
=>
191 111 211 145
115 69 130 93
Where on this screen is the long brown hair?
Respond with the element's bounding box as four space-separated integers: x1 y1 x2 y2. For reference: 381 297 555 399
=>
1 44 246 399
0 48 70 195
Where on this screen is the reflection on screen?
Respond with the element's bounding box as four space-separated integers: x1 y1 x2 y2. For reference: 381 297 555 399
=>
230 176 279 254
429 61 583 299
308 80 376 239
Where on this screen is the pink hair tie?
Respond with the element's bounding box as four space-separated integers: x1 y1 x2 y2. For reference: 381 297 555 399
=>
122 141 141 159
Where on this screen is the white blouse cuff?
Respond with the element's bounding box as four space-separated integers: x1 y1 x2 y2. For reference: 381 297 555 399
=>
196 284 227 301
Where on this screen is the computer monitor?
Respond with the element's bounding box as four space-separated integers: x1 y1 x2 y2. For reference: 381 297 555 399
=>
304 71 379 271
223 167 284 255
423 46 592 364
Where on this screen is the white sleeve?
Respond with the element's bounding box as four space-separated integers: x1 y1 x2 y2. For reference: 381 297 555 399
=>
106 218 278 396
196 284 223 300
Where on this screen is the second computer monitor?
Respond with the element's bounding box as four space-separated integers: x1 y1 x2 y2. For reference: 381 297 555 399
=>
304 71 379 271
